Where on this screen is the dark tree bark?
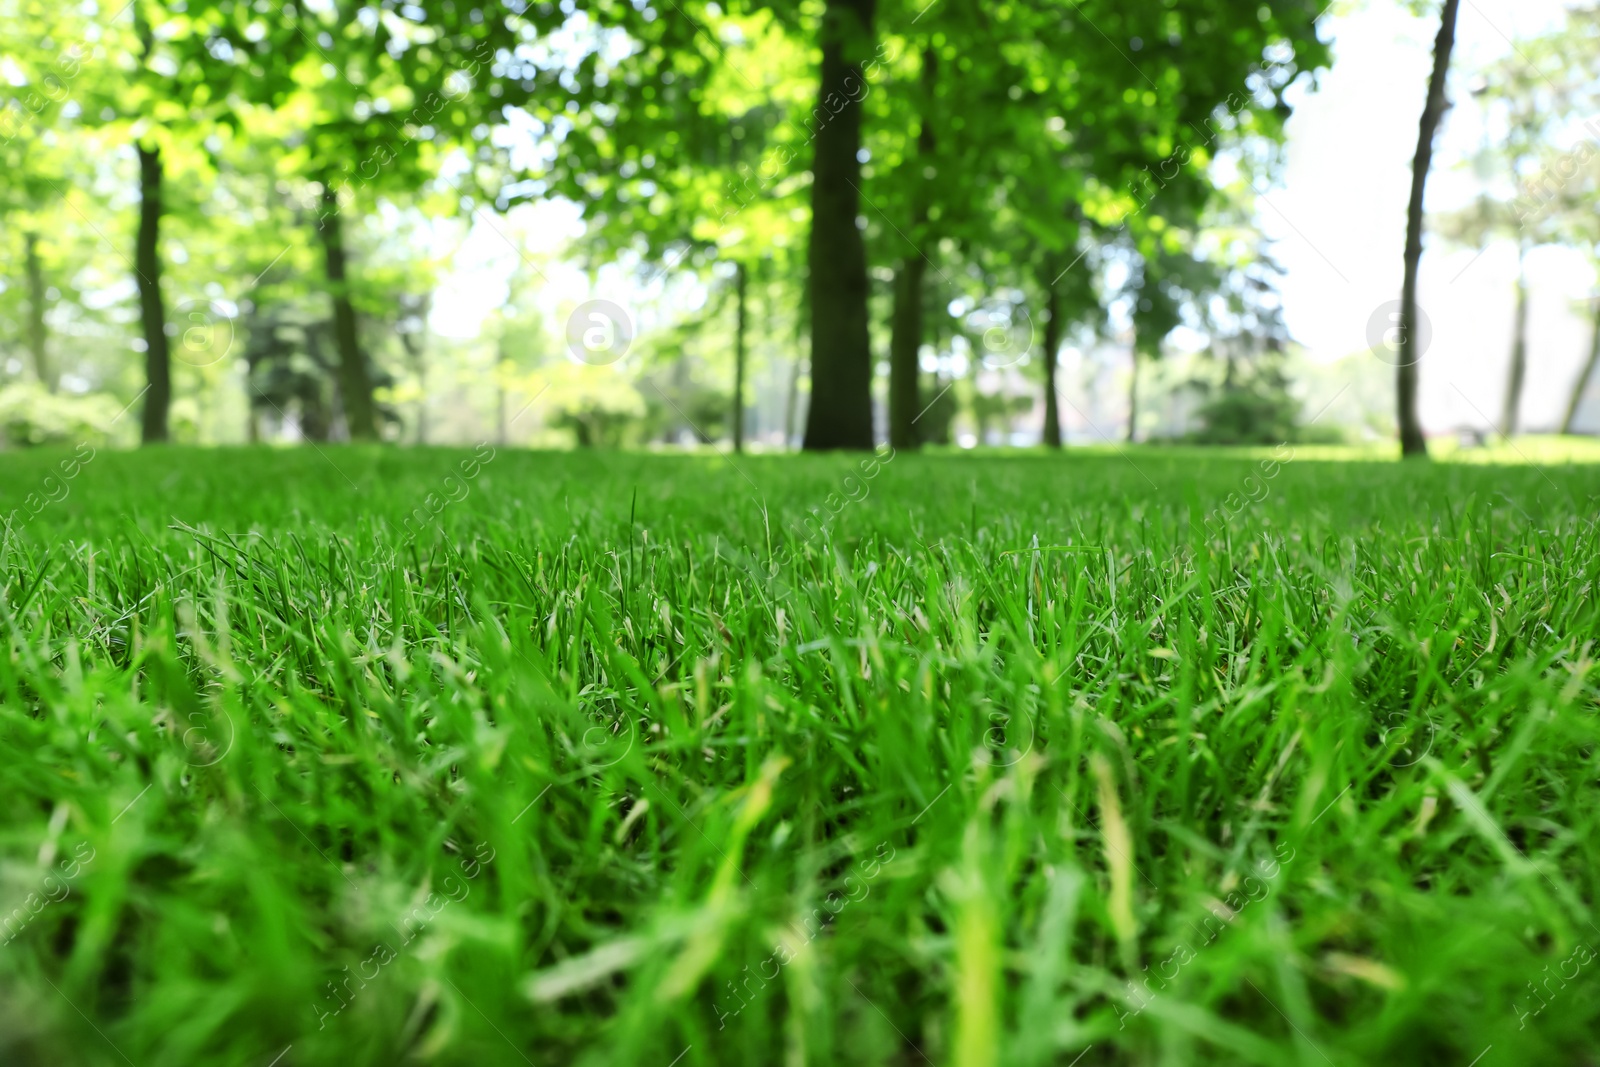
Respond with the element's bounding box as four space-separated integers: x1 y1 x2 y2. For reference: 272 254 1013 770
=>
23 231 53 392
734 261 748 452
1500 242 1528 438
136 143 171 443
1040 271 1062 449
317 183 378 441
1561 295 1600 435
888 46 936 450
802 0 876 451
1397 0 1461 458
134 11 170 443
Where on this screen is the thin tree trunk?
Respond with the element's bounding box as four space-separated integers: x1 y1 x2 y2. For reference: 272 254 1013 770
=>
1040 270 1062 448
889 256 926 448
399 331 428 444
317 183 378 441
1561 294 1600 434
496 341 508 446
888 45 936 450
1127 342 1140 444
134 11 170 443
136 143 171 443
734 261 748 452
23 231 53 392
1397 0 1460 459
784 359 802 448
802 0 876 451
785 282 807 449
415 356 429 445
1500 243 1528 438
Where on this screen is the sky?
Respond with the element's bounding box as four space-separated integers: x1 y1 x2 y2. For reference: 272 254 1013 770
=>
429 0 1599 437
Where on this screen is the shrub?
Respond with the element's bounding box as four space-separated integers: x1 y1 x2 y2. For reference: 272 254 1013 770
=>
0 382 122 448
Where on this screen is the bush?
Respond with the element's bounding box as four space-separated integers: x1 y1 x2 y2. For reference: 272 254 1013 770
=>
0 382 123 448
1189 358 1299 445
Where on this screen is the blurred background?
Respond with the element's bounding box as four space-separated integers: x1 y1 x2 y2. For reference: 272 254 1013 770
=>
2 0 1597 452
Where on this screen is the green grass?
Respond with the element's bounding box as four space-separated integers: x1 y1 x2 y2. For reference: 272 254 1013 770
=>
2 443 1598 1067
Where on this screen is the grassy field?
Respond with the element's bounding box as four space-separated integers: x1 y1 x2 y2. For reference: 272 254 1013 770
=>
1 443 1598 1067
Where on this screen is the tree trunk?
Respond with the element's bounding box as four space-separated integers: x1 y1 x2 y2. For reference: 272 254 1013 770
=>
734 261 748 452
802 0 876 451
1561 294 1600 434
23 231 53 392
784 359 802 448
317 183 378 441
1500 243 1528 438
1040 270 1062 448
1127 342 1140 445
496 342 508 446
1397 0 1460 459
399 330 428 444
889 255 925 448
136 143 171 443
888 45 936 450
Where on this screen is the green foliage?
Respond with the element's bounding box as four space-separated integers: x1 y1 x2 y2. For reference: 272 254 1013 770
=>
0 381 122 447
541 360 648 447
1189 356 1301 444
1443 5 1600 252
0 0 1346 448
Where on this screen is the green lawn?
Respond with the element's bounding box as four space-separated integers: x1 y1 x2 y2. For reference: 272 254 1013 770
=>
2 444 1598 1067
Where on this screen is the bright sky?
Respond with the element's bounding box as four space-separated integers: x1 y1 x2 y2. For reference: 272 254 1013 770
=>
432 0 1599 435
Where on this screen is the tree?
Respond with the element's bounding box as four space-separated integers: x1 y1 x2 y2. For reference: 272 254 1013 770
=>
537 0 1325 453
1434 191 1531 439
898 0 1327 450
1454 4 1600 435
1440 25 1591 439
131 9 174 442
485 255 553 446
1554 166 1600 432
1396 0 1462 457
799 0 876 449
534 2 810 448
0 1 93 395
1124 235 1213 443
1187 226 1299 444
87 1 231 441
0 148 65 396
885 45 935 450
170 0 550 440
1567 282 1600 434
732 260 749 450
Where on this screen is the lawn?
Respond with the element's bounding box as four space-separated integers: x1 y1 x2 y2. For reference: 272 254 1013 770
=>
2 444 1598 1067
